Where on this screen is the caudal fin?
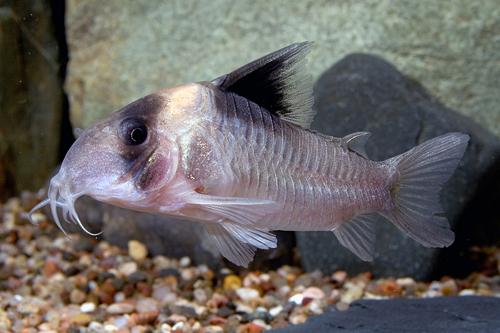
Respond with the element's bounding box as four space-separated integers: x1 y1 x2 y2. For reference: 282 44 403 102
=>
381 133 469 247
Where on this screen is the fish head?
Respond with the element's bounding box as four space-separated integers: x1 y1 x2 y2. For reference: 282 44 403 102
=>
31 89 196 235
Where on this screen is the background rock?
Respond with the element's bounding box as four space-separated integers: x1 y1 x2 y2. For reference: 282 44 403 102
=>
269 297 500 333
296 54 500 279
0 0 63 200
65 1 500 137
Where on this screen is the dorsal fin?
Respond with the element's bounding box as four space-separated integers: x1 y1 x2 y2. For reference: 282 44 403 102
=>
212 42 316 128
342 132 371 159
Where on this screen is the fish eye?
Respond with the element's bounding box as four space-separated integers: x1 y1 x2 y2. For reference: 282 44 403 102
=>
120 118 148 145
129 126 147 145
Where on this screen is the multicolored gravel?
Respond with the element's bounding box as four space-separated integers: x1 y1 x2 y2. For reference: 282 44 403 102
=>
1 192 499 332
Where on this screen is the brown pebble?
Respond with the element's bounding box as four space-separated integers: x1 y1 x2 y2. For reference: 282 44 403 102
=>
271 313 289 329
123 283 135 297
101 279 117 294
128 310 159 325
99 290 114 305
71 313 92 325
209 315 226 325
378 279 402 296
441 279 458 296
223 275 242 290
137 281 152 296
42 260 59 277
239 322 265 333
70 289 87 304
5 230 18 244
207 293 229 309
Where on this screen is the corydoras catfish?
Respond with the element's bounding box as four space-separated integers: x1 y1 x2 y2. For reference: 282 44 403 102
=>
30 42 469 266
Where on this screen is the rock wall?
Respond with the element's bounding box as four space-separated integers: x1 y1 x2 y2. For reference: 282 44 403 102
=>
0 0 63 199
66 0 500 137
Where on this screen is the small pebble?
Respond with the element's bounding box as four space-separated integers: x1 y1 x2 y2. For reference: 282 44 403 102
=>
70 289 87 304
80 302 96 313
128 240 148 261
302 287 325 300
289 313 307 325
179 256 191 267
288 294 304 305
269 305 283 317
107 302 135 314
236 288 260 302
224 274 242 290
440 279 458 296
136 298 158 313
71 313 92 326
459 289 476 296
118 262 138 276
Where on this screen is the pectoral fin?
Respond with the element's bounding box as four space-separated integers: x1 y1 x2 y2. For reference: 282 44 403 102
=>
186 193 279 225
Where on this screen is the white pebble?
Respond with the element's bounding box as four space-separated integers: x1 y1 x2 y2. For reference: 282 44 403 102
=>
114 292 125 303
80 302 96 313
160 323 172 333
236 287 260 301
179 256 191 267
172 322 185 330
236 303 254 314
104 324 118 332
118 262 138 276
459 289 476 296
113 315 128 329
88 321 104 330
269 305 283 316
309 299 323 315
128 240 148 261
289 293 304 305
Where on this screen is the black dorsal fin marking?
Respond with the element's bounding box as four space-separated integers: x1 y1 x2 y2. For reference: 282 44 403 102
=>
212 42 316 129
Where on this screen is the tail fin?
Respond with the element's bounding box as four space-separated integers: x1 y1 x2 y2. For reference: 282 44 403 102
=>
382 133 469 247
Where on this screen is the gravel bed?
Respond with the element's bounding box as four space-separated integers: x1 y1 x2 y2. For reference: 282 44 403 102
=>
1 192 499 333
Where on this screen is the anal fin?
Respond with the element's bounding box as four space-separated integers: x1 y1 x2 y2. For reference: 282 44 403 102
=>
332 214 377 261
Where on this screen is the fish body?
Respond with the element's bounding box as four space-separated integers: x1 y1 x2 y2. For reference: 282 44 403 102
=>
175 85 393 232
30 43 469 266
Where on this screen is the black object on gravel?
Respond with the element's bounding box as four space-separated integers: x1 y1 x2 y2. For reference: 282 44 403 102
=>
269 296 500 333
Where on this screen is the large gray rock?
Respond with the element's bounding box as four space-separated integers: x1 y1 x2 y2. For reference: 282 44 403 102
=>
0 1 63 199
269 297 500 333
296 54 500 279
65 1 500 136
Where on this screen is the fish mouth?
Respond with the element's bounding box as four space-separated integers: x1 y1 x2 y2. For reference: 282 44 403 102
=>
28 174 102 237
